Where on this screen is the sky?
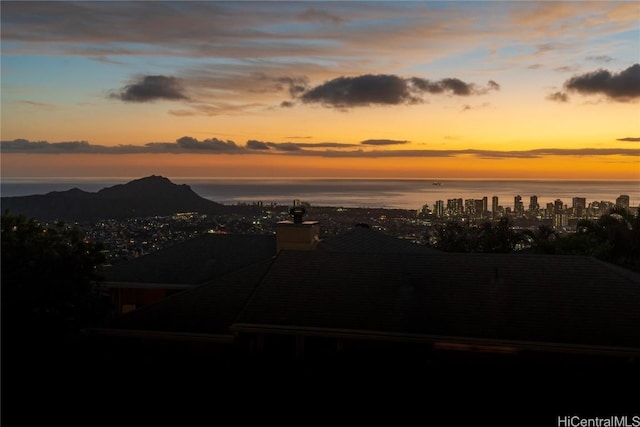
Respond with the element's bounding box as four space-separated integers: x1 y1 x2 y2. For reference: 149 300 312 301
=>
1 0 639 180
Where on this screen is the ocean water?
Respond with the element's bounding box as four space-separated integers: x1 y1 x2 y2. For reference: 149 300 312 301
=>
1 177 638 210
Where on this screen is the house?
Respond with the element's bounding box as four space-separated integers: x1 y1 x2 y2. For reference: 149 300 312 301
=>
90 222 640 364
83 220 640 416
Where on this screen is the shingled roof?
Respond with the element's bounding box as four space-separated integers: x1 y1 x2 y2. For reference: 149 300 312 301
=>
100 240 640 353
318 226 438 254
105 259 272 335
234 251 640 351
103 234 276 285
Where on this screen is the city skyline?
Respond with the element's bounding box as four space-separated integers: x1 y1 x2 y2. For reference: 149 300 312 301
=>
1 1 639 179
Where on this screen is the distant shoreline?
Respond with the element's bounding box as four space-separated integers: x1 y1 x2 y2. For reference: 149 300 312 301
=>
2 177 638 211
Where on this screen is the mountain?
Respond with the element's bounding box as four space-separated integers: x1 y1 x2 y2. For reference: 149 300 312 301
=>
1 175 228 222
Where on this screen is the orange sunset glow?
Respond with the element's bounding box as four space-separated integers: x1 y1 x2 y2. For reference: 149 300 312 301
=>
1 1 638 179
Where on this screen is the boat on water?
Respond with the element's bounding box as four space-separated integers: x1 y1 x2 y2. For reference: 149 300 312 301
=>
432 181 442 186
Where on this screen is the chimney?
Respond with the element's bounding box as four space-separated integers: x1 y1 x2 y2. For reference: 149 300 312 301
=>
276 203 320 252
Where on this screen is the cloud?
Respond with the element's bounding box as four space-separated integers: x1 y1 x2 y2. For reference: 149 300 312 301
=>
487 80 500 91
546 91 569 103
554 66 580 73
360 139 408 146
18 100 57 111
410 77 499 96
563 64 640 101
0 139 103 153
168 102 263 117
271 75 309 97
297 7 344 24
296 142 358 148
110 75 188 102
301 74 418 108
265 142 302 152
142 137 243 153
300 74 499 108
174 136 240 151
586 55 613 63
617 137 640 142
246 140 358 151
280 101 294 108
246 140 271 150
4 139 639 159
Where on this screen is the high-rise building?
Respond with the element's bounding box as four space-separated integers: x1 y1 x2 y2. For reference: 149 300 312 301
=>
572 197 586 217
554 199 564 214
447 198 463 216
492 196 499 213
529 195 539 212
553 212 568 230
616 195 630 210
514 195 524 217
545 202 554 219
464 199 476 217
434 200 444 217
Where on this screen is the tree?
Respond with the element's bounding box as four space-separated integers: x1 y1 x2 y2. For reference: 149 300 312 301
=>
1 211 107 335
530 208 640 272
428 218 524 253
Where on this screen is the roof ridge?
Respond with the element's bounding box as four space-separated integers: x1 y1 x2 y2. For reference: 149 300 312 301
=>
103 256 277 326
231 253 281 324
590 256 640 283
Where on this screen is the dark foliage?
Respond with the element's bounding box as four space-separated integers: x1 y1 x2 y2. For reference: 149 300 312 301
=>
429 218 526 253
427 210 640 272
534 208 640 271
1 211 108 334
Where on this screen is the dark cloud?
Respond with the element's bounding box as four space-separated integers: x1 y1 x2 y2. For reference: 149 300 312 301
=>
525 148 640 157
301 74 499 108
246 140 357 151
174 136 240 151
528 64 544 70
295 142 358 148
408 77 442 93
301 74 418 107
440 78 473 95
487 80 500 91
563 64 640 101
316 148 640 159
586 55 613 63
0 139 102 153
18 100 57 110
617 137 640 142
546 91 569 103
554 65 580 73
244 140 302 151
273 76 309 97
298 7 344 24
5 139 637 159
410 77 499 96
280 101 294 108
0 139 154 154
110 75 188 102
360 139 408 146
266 142 302 152
246 140 271 150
